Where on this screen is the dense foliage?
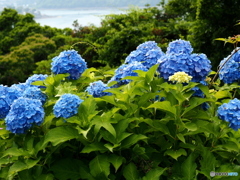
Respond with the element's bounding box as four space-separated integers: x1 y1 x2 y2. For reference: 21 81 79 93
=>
1 38 240 179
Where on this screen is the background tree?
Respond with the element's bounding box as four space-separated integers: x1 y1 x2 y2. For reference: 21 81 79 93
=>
164 0 240 69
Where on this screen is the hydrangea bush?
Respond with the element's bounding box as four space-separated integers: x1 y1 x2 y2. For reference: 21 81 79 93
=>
51 49 87 80
1 41 240 179
86 80 112 97
5 97 44 134
53 93 83 119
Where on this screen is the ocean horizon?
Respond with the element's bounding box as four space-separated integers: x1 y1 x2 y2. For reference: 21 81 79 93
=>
34 7 128 29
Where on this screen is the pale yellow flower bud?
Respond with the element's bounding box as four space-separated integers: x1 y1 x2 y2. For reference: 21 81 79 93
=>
168 72 192 83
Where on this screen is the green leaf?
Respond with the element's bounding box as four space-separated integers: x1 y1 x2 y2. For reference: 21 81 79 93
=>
185 122 198 131
36 174 54 180
93 109 119 138
142 167 167 180
216 141 239 152
197 84 210 97
164 149 187 160
177 133 186 143
182 97 213 116
121 134 148 149
181 153 197 180
214 90 231 99
8 159 40 178
123 163 139 180
89 155 110 178
81 142 108 153
51 158 94 180
141 118 170 135
199 147 216 178
3 147 28 158
100 95 117 106
77 96 97 126
104 143 120 152
108 154 125 172
44 126 79 146
145 64 159 83
76 126 91 139
146 101 176 117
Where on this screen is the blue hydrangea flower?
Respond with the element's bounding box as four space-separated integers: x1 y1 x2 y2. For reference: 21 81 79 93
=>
219 48 240 84
51 50 87 80
0 98 9 119
26 74 48 85
53 94 83 119
190 53 212 82
108 62 148 86
0 85 22 119
158 53 211 83
22 86 47 104
144 49 165 69
11 83 29 92
86 80 112 97
158 53 191 80
217 98 240 131
125 50 146 64
136 41 160 53
5 97 45 134
166 39 193 55
125 41 164 69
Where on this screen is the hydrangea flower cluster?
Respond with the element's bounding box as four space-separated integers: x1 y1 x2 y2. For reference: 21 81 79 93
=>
125 41 164 69
0 98 9 119
86 80 111 97
25 74 48 87
5 97 45 134
166 39 193 55
108 61 148 86
168 72 192 83
136 41 160 53
53 94 83 119
158 39 211 83
51 50 87 80
22 86 47 104
0 85 22 119
217 98 240 131
219 48 240 84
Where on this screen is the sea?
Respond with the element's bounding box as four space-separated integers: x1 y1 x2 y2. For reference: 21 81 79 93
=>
34 7 127 29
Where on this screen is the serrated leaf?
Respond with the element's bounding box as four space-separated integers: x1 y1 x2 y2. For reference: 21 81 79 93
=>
77 96 97 125
123 163 139 180
108 154 125 172
142 167 166 180
89 155 110 178
146 101 176 116
104 143 120 152
121 134 148 149
3 147 29 158
44 126 79 146
199 147 216 178
214 90 231 99
182 97 213 116
81 142 108 153
145 64 159 83
177 133 186 143
185 122 197 131
164 149 187 160
76 126 91 139
181 153 197 180
8 159 40 177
